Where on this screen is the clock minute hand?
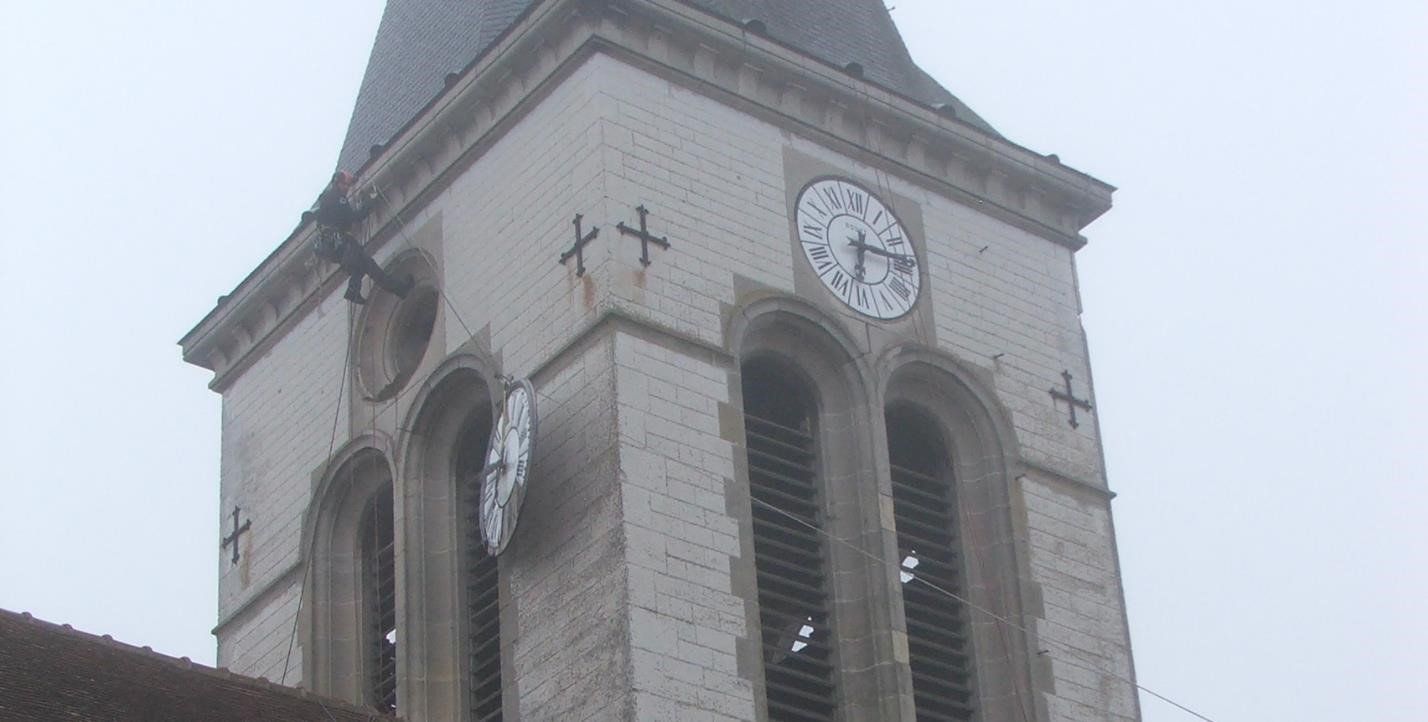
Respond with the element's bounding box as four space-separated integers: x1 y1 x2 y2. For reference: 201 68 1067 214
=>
848 230 869 281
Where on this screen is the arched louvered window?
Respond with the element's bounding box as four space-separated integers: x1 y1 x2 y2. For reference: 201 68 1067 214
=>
456 414 502 721
886 406 976 721
742 359 836 721
360 484 398 714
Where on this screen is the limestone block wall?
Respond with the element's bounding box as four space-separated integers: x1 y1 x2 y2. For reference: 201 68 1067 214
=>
1022 472 1138 722
209 44 1134 720
213 57 621 690
507 334 629 720
215 294 352 678
587 54 1137 720
592 56 1101 486
615 331 752 720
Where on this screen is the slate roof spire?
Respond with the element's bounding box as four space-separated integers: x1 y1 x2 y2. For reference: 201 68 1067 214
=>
335 0 995 172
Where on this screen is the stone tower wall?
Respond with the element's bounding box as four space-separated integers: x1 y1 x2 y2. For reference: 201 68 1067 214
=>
202 9 1135 718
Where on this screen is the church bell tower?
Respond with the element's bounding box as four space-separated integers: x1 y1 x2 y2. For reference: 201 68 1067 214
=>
181 1 1139 720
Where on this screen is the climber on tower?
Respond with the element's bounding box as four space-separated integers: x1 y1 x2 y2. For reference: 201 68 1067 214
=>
310 171 413 304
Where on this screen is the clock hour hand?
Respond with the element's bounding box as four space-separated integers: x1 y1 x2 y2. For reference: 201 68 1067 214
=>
481 458 505 477
846 237 917 271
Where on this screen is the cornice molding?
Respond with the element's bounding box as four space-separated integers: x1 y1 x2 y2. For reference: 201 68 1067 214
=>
181 0 1113 390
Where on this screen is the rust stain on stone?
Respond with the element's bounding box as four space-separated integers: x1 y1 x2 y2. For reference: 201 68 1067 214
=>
239 538 251 589
583 274 597 310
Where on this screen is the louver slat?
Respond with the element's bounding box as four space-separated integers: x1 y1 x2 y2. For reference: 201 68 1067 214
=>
892 452 976 721
746 407 835 721
467 488 502 721
366 515 398 715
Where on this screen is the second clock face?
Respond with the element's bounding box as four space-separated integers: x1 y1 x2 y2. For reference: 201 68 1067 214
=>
481 378 536 556
795 177 921 320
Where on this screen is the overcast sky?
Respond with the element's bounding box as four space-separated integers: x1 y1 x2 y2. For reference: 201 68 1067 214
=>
2 2 1424 720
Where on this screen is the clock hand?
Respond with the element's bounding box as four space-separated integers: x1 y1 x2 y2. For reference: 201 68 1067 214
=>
846 239 917 267
848 229 868 281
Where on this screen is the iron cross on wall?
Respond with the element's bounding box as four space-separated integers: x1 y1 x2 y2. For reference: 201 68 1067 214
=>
616 205 671 266
559 214 600 277
1049 370 1094 428
221 506 252 565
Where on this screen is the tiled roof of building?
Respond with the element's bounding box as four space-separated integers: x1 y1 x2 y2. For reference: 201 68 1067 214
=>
0 608 395 722
335 0 996 172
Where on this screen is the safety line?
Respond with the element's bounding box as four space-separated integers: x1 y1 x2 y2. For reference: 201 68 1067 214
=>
747 492 1217 722
855 72 1028 721
371 184 478 345
272 173 471 710
277 314 353 721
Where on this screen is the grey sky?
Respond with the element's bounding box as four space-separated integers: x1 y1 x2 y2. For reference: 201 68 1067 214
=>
2 2 1423 721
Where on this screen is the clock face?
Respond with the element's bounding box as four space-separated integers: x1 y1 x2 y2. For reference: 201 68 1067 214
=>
795 177 921 319
480 378 537 556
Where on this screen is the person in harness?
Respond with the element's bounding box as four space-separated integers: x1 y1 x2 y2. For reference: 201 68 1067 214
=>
311 171 413 304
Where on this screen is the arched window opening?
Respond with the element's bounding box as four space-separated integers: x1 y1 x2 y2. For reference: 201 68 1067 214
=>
742 358 836 721
454 411 502 721
886 405 976 721
360 484 397 714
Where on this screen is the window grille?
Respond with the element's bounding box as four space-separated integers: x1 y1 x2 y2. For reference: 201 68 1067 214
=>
743 366 836 721
460 415 502 721
887 410 975 721
466 487 502 721
362 487 398 714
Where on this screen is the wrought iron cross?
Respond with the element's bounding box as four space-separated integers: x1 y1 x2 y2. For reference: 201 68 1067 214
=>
221 506 252 565
616 205 671 267
559 213 600 277
1048 370 1094 429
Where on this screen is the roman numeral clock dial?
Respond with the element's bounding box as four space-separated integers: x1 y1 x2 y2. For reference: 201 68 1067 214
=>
480 377 537 555
796 177 921 320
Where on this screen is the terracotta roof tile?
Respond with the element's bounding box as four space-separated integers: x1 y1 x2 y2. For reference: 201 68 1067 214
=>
0 609 398 722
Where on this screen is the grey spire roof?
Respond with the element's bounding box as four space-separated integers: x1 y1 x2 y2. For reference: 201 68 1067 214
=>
335 0 996 173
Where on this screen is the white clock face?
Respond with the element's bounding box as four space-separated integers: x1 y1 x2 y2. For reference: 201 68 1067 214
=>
795 177 921 319
480 378 536 556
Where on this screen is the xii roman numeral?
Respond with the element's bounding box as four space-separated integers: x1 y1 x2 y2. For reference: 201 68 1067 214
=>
846 188 866 217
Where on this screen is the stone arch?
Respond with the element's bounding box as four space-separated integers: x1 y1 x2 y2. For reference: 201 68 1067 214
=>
303 437 398 707
727 297 904 719
881 346 1039 722
396 354 503 721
